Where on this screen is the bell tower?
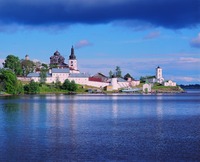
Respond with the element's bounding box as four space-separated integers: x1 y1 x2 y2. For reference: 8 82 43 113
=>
68 46 78 70
156 66 164 83
156 66 162 80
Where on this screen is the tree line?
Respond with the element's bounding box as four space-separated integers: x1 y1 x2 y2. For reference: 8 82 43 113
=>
109 66 134 80
1 54 140 95
0 54 78 94
3 54 48 77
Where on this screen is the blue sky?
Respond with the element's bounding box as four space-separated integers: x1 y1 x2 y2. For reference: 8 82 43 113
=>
0 0 199 84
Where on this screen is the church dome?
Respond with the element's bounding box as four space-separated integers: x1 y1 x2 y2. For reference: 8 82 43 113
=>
54 51 60 56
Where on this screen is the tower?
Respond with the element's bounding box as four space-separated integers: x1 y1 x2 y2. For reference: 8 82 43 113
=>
68 46 78 70
25 55 29 60
111 77 118 90
156 66 162 79
156 66 164 83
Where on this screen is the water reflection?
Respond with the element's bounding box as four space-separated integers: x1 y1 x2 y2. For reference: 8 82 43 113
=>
0 94 200 161
2 103 19 113
156 95 163 119
111 95 118 119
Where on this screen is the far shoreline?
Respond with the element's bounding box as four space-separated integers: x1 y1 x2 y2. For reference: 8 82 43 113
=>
0 89 189 97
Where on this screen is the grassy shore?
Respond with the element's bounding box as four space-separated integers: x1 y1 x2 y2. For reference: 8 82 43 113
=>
152 85 184 93
0 83 184 96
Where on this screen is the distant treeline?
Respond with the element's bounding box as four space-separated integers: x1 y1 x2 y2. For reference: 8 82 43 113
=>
180 84 200 89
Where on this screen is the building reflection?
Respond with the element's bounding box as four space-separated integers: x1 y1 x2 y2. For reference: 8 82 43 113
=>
111 95 118 119
156 95 164 120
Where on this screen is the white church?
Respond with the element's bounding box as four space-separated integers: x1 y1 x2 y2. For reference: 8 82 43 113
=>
27 46 130 90
146 66 176 86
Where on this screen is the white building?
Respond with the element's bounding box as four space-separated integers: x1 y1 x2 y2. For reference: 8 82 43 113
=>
145 66 176 87
143 83 152 93
27 47 130 91
164 80 176 86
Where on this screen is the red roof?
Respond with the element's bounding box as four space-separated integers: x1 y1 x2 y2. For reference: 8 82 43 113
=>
89 77 103 82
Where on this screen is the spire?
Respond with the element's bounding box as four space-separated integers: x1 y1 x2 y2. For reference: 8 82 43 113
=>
69 46 76 60
71 46 74 55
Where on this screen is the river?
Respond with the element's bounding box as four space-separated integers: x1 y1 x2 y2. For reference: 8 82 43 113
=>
0 90 200 161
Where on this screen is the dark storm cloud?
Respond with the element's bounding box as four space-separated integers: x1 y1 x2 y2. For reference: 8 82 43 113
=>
0 0 199 29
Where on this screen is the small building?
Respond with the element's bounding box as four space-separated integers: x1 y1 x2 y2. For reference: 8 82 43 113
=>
164 80 176 87
145 76 157 84
143 83 152 93
27 73 40 82
105 85 113 92
89 73 109 82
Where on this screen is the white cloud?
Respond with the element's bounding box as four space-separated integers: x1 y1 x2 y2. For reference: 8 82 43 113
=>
143 31 160 39
75 40 92 49
190 33 200 48
172 76 200 83
179 57 200 63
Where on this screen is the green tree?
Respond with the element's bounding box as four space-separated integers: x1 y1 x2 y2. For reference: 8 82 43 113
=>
34 61 42 72
50 64 58 69
62 79 70 90
109 70 113 78
69 80 78 91
0 69 23 94
62 79 77 92
24 80 39 94
55 77 61 89
3 55 22 76
16 80 24 94
115 66 122 78
124 73 134 80
39 68 47 84
21 59 35 76
42 63 48 70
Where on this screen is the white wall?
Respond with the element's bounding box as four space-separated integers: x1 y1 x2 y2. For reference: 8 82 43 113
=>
117 82 129 89
49 73 70 83
86 81 109 88
131 80 140 87
69 77 89 85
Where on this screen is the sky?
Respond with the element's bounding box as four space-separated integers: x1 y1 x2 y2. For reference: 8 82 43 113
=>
0 0 199 84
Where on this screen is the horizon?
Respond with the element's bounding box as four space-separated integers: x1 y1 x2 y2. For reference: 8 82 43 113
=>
0 0 199 84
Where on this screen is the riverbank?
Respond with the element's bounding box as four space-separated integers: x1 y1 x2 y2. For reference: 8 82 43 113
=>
151 85 184 93
0 85 185 96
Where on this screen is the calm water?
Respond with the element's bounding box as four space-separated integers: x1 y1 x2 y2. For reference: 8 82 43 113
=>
0 90 200 161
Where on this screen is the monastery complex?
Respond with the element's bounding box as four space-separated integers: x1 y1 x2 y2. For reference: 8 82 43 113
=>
27 46 176 91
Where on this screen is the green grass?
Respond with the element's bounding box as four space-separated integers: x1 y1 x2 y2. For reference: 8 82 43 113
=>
152 85 183 92
39 84 67 94
38 84 87 94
